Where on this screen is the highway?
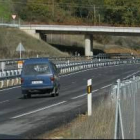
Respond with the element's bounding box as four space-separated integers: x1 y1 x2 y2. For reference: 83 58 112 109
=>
0 63 140 139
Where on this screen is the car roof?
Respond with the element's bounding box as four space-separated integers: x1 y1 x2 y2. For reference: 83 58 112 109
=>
24 58 50 64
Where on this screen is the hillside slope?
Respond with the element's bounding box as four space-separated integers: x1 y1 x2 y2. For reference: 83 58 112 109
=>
0 28 68 59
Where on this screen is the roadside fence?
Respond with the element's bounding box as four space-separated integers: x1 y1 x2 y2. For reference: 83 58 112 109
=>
112 76 140 139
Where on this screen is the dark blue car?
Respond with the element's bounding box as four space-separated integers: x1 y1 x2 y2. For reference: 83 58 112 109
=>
21 58 60 99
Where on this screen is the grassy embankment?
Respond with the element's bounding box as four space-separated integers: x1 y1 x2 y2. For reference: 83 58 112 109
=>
0 28 69 59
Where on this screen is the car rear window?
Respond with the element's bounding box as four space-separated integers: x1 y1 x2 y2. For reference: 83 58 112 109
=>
23 63 51 76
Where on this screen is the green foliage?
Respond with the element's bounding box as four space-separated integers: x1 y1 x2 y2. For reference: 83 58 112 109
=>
1 0 140 26
103 0 140 26
0 28 68 58
0 0 13 21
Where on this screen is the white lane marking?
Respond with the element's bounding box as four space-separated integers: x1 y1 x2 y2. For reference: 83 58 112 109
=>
0 100 9 104
71 89 100 100
100 84 112 89
11 101 67 119
71 84 113 100
92 89 99 93
71 93 86 99
123 71 140 80
0 86 21 92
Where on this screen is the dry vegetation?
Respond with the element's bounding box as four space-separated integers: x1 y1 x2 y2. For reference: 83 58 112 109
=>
38 96 115 139
0 27 69 59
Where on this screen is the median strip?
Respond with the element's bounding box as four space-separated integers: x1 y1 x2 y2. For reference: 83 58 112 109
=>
11 101 67 119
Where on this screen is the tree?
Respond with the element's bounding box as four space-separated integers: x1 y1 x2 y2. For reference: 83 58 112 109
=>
103 0 140 26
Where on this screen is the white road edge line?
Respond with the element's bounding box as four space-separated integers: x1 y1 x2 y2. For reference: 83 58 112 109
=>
71 93 86 99
71 89 100 100
100 84 112 89
0 100 9 104
0 86 21 92
92 89 99 92
11 101 67 119
123 71 140 80
71 84 113 100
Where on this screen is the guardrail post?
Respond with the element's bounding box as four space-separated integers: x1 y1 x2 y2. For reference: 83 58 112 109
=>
114 79 121 139
16 78 19 85
11 79 14 86
7 79 10 87
133 76 136 139
0 80 4 88
87 79 92 116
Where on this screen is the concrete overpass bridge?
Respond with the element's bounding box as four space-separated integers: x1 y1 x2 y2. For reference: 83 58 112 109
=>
19 25 140 56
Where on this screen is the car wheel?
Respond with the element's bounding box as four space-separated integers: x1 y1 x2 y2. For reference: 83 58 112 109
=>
51 88 56 97
56 88 59 96
22 90 31 99
27 93 31 98
51 92 56 97
23 94 27 99
22 90 28 99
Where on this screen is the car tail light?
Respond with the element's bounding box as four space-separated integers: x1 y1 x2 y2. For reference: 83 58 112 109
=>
50 76 55 82
21 78 24 84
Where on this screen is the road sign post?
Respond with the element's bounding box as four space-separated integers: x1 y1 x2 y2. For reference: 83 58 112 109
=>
12 14 16 25
16 42 25 59
18 61 23 69
87 79 92 116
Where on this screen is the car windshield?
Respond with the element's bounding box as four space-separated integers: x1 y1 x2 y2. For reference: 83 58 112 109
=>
23 63 51 76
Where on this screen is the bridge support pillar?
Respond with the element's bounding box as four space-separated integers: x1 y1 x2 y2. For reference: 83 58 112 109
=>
85 34 93 56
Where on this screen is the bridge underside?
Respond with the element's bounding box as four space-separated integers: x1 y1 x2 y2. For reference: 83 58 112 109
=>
36 30 140 36
21 29 140 57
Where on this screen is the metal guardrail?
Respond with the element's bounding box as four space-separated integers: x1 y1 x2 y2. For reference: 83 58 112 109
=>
0 59 140 79
0 58 140 89
58 59 140 75
112 76 140 139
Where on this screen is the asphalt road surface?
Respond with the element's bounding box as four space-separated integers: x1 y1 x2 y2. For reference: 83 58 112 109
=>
0 63 140 139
